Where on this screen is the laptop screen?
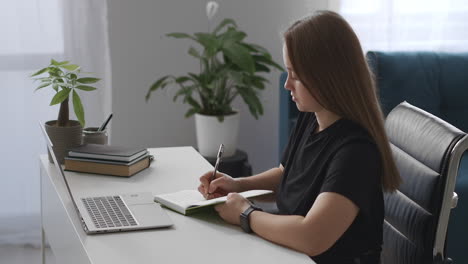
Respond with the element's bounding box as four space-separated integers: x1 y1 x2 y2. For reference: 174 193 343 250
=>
39 122 82 216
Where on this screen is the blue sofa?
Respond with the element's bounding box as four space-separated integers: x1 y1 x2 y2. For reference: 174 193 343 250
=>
278 51 468 262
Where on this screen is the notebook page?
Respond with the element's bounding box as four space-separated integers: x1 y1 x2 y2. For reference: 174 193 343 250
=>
156 190 206 209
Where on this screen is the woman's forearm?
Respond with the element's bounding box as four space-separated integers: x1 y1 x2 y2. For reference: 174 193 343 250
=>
248 192 359 257
237 167 283 192
249 211 322 256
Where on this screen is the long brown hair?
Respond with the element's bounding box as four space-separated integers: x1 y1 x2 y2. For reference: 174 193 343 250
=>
284 11 401 192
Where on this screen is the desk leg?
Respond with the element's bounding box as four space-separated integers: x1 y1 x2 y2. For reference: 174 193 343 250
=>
40 160 46 264
41 227 46 264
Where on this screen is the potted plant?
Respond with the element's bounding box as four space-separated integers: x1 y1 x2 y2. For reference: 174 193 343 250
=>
145 1 283 157
32 59 100 163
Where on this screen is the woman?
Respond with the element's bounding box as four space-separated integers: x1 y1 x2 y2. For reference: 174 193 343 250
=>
198 11 400 264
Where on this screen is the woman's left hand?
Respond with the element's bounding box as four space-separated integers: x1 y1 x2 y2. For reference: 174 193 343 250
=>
214 193 251 225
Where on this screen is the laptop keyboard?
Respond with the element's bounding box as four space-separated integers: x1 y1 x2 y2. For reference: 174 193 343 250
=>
82 196 138 229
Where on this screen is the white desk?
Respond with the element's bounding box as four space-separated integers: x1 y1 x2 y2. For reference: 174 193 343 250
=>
40 146 312 264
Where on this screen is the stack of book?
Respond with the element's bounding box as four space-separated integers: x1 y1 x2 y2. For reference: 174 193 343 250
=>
64 144 152 177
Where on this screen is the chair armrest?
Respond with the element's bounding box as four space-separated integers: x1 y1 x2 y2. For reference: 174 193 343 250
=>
452 192 458 209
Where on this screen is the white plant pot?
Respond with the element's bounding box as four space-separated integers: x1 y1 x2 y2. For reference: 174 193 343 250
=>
195 112 240 158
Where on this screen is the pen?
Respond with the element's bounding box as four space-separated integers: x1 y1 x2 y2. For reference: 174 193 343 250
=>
208 144 224 194
98 113 113 131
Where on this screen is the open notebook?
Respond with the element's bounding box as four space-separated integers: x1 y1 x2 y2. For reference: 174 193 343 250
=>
154 190 272 215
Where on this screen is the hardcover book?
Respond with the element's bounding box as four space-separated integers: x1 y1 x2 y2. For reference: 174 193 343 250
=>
64 155 153 177
68 144 148 162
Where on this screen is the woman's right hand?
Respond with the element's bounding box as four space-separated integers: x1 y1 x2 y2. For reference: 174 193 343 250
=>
198 171 242 199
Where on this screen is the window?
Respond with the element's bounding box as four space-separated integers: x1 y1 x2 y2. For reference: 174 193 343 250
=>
335 0 468 51
0 0 64 245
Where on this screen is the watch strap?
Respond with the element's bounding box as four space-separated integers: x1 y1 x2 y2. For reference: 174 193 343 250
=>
240 203 263 233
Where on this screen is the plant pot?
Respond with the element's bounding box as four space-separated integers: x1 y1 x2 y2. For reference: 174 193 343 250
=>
45 120 83 164
195 112 240 158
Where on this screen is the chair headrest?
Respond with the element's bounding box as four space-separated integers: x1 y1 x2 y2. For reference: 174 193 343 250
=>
386 101 464 173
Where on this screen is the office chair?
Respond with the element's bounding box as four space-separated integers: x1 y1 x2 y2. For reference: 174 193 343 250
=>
366 51 468 263
382 102 468 264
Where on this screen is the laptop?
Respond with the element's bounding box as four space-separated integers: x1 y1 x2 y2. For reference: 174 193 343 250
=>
39 123 173 234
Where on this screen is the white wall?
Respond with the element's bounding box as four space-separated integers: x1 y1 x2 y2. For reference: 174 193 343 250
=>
108 0 204 151
108 0 327 173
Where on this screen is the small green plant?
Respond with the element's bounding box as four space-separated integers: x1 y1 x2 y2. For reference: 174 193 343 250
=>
145 17 284 121
31 59 100 127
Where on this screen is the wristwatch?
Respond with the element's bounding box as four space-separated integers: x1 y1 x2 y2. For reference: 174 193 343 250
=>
240 203 263 233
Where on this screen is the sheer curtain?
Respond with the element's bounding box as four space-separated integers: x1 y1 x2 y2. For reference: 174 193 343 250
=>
62 0 112 128
328 0 468 52
0 0 111 248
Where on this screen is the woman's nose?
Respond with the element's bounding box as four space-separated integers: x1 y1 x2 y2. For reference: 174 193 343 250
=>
284 78 293 91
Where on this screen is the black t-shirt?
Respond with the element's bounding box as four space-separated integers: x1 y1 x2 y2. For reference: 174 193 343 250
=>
277 112 383 264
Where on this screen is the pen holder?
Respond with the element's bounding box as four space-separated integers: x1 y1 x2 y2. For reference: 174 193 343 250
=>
82 127 108 145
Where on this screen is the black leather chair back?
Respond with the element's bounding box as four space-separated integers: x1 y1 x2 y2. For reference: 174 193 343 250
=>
382 102 467 264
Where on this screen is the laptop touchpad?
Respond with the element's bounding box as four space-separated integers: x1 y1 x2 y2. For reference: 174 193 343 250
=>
130 203 173 227
121 192 154 205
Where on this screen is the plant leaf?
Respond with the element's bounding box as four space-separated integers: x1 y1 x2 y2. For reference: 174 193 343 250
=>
57 82 73 88
187 73 202 83
146 75 171 101
150 76 170 91
52 59 72 66
216 115 225 122
184 108 199 118
61 64 80 71
57 60 70 65
185 96 201 109
251 75 269 83
175 76 192 84
253 55 284 71
34 82 51 91
76 85 97 91
33 77 51 82
49 70 61 77
228 71 243 83
222 42 255 73
254 62 270 72
30 67 49 77
213 18 237 34
194 33 219 57
72 90 85 127
237 86 262 119
252 92 263 116
188 46 201 59
247 75 268 90
247 43 269 56
173 88 187 102
76 77 100 84
50 88 71 106
251 78 265 89
219 27 246 44
166 32 195 40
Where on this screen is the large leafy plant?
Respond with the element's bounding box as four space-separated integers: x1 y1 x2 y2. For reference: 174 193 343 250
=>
31 59 100 127
145 18 283 121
